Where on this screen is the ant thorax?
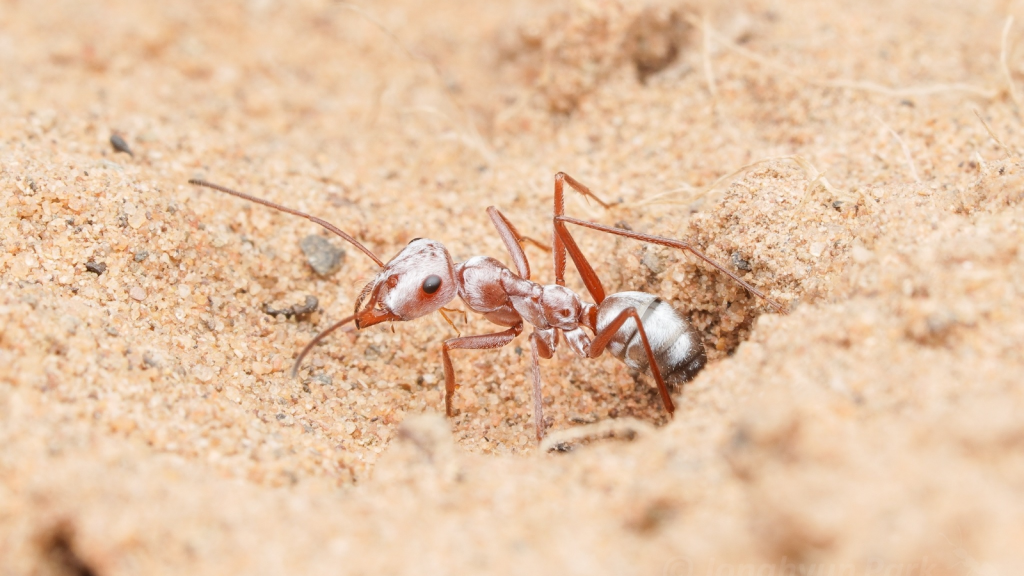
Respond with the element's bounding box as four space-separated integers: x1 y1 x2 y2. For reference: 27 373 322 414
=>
454 256 590 333
454 256 523 328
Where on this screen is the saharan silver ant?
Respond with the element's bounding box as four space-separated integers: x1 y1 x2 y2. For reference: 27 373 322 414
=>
189 173 784 440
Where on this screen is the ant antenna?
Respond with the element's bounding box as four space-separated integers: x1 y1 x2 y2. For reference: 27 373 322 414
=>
188 179 385 267
291 313 357 377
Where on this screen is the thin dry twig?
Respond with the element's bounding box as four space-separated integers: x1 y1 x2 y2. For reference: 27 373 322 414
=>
630 155 840 208
700 14 718 99
403 106 498 165
874 115 921 183
973 150 988 173
972 107 1014 158
818 79 997 99
1001 16 1022 109
791 155 839 209
540 418 656 452
693 15 998 99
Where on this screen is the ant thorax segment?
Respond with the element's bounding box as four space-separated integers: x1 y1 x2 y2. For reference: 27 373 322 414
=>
454 255 597 335
500 273 598 360
454 256 523 328
501 274 583 331
355 238 458 328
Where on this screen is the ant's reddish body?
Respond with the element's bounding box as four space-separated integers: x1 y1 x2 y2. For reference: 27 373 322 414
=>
190 173 783 439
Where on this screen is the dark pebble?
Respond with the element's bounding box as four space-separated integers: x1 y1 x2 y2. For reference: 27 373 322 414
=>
731 252 752 271
311 373 333 386
300 235 345 276
85 261 107 275
263 295 319 321
110 133 133 157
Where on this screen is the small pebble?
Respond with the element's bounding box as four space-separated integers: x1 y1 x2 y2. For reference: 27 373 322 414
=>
192 365 215 382
311 373 333 386
731 252 752 271
300 235 345 276
110 133 133 157
263 295 318 320
85 261 107 275
130 287 147 301
851 244 874 264
128 211 148 229
134 250 149 262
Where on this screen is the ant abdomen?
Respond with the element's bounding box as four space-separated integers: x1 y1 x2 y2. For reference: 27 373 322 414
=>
595 292 707 386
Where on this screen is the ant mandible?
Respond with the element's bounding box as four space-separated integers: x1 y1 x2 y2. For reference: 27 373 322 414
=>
189 173 785 440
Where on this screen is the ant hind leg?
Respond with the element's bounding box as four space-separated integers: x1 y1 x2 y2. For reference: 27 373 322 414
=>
588 307 675 414
549 171 784 313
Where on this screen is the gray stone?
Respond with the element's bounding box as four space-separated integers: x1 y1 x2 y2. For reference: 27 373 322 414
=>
300 235 345 276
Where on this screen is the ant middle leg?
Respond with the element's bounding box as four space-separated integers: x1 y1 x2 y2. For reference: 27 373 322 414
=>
441 322 524 417
527 328 557 440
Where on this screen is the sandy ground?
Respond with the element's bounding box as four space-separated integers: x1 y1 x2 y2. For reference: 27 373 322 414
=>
2 0 1024 574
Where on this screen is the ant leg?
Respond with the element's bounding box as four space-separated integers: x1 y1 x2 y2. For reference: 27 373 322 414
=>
553 172 612 303
290 313 357 376
441 323 524 416
588 308 675 414
519 237 552 252
551 172 784 312
486 207 552 280
556 216 785 313
527 329 557 440
486 207 533 279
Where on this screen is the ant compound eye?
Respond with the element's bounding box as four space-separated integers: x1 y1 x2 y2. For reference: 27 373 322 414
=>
422 274 442 294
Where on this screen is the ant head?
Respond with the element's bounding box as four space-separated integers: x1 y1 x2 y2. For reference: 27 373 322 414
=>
354 238 458 329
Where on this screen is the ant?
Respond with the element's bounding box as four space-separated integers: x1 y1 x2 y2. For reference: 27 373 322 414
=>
189 173 784 440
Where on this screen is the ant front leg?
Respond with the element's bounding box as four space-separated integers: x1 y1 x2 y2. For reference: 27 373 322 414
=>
441 323 524 417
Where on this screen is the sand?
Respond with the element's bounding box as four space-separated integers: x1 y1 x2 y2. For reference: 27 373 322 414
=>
1 0 1023 573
